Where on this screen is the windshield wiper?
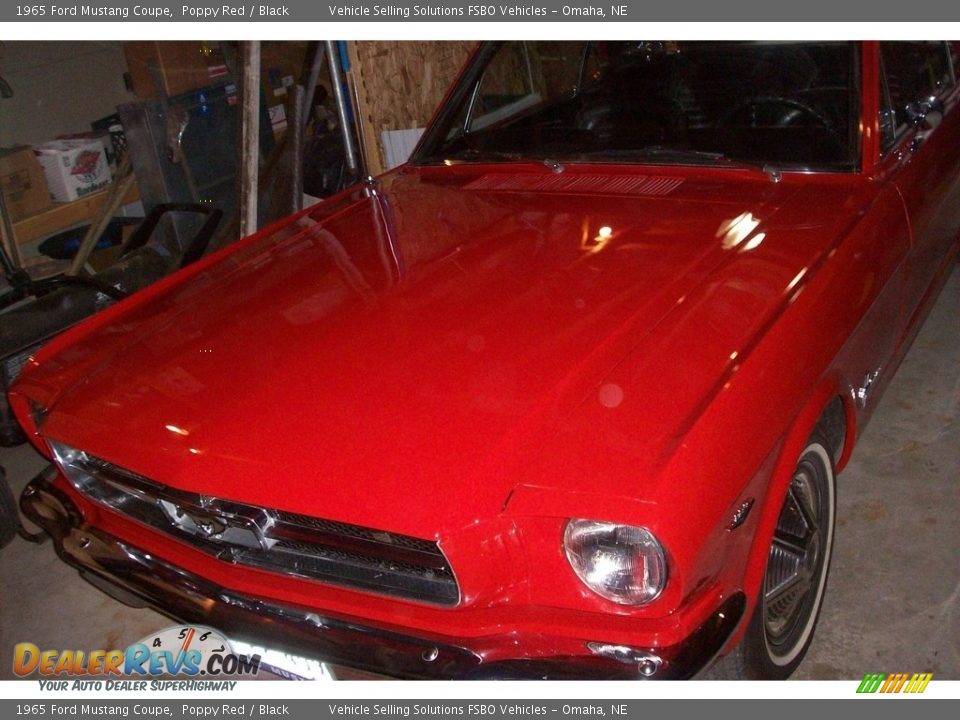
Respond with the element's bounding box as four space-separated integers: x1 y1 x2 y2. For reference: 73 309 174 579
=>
573 147 781 180
431 148 529 164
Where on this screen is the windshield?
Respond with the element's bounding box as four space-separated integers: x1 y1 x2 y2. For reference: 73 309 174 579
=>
413 41 860 171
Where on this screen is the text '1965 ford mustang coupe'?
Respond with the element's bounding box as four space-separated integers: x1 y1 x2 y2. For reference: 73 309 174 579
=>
11 41 960 679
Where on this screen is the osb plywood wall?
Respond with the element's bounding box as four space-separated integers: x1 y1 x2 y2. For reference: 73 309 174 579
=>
348 41 476 175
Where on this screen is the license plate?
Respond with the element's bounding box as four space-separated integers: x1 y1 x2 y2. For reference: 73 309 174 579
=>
229 639 337 681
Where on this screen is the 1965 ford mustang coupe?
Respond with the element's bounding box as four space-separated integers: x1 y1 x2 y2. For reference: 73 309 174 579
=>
11 41 960 679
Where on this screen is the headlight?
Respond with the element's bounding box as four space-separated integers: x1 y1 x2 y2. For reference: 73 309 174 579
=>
563 520 666 605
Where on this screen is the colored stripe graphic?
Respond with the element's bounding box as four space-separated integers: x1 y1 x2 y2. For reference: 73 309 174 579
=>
905 673 933 693
857 672 932 693
857 673 885 693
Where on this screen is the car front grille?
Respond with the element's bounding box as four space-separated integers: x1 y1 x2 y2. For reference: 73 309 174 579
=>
63 452 460 606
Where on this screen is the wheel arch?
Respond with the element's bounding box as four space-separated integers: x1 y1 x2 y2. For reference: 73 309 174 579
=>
724 376 853 650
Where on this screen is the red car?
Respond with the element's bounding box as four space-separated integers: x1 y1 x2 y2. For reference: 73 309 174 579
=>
11 41 960 679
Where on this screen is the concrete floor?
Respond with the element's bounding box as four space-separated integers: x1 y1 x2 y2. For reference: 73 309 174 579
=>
1 267 958 681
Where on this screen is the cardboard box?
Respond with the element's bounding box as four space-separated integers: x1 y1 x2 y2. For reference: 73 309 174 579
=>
0 146 52 221
60 129 118 172
124 41 228 98
34 139 113 202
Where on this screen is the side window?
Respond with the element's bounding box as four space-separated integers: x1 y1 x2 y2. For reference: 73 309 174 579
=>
466 42 584 132
880 41 954 151
470 42 537 130
536 42 583 99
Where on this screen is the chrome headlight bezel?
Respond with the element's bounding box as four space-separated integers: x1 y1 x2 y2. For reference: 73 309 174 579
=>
563 519 667 606
49 440 94 489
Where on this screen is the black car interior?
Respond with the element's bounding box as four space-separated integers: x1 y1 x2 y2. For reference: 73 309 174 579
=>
422 42 860 171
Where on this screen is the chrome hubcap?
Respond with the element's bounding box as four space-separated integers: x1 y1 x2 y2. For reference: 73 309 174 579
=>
763 461 822 646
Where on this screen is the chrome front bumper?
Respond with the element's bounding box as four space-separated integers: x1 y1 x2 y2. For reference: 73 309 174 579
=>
21 467 744 680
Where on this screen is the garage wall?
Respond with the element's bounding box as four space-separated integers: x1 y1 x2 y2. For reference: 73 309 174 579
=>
348 41 476 175
0 41 474 183
0 41 136 148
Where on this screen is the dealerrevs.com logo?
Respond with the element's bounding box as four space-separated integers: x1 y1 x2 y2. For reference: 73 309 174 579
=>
857 672 934 694
13 626 261 683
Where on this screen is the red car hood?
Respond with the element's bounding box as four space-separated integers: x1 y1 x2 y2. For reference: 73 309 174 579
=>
29 164 868 538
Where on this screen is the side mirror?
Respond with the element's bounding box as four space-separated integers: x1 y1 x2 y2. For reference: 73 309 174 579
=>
905 96 945 127
922 95 945 115
922 109 943 130
909 102 944 150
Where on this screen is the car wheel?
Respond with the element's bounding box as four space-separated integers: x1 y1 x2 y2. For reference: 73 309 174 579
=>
0 466 18 549
708 435 836 679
